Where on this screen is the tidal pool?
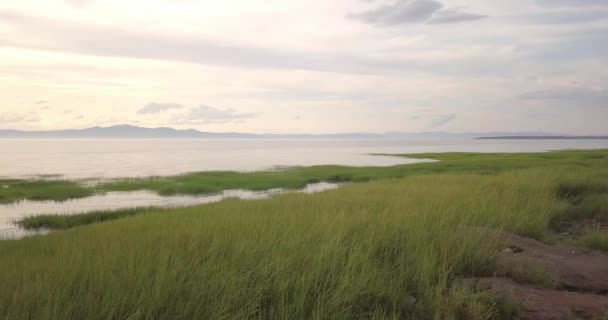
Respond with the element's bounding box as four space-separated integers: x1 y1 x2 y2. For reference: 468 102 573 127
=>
0 182 340 239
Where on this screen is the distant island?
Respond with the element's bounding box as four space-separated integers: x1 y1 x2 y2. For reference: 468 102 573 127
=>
477 136 608 140
0 124 584 140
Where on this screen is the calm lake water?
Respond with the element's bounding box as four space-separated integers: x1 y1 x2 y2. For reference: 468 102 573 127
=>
2 139 608 179
1 138 608 239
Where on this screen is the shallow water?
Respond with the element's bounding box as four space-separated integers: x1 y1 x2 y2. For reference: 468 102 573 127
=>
0 182 340 239
2 139 608 179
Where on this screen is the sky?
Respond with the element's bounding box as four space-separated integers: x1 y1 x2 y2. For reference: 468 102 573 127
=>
0 0 607 134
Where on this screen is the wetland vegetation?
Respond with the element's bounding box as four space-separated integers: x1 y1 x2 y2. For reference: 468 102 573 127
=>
2 150 608 319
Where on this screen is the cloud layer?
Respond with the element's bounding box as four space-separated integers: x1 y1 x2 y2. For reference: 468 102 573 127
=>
349 0 487 26
536 0 608 7
137 103 184 115
430 114 456 128
172 105 258 124
0 0 606 134
520 87 608 108
0 113 40 124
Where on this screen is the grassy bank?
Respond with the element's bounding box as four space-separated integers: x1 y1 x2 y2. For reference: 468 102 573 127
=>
0 179 94 204
96 150 608 196
18 208 152 230
1 150 608 319
2 149 607 204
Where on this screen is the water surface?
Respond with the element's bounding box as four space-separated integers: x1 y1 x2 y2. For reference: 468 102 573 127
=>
2 139 608 179
0 182 339 239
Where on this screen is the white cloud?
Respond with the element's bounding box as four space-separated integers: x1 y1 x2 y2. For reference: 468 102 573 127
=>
137 103 184 114
536 0 608 8
172 105 258 124
428 8 487 24
64 0 91 8
0 113 40 124
429 114 456 128
519 87 608 107
350 0 443 25
350 0 487 26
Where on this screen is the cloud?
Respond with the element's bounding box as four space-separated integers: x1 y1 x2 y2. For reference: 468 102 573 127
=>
137 102 184 115
0 10 391 75
536 0 608 7
520 29 608 62
525 11 608 25
429 113 455 128
519 87 608 107
427 8 487 24
349 0 442 25
349 0 486 26
172 105 258 124
0 9 563 78
0 113 40 124
65 0 91 8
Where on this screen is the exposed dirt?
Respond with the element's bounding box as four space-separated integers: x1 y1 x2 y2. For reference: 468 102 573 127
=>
497 231 608 293
456 230 608 319
459 278 608 320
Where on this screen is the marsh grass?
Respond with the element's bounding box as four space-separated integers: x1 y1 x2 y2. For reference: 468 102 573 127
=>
18 208 152 230
578 231 608 251
2 150 607 204
0 167 584 319
95 150 608 197
550 188 608 235
549 183 608 250
0 179 94 204
1 150 608 319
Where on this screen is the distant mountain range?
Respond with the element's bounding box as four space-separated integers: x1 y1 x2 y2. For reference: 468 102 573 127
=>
0 125 605 140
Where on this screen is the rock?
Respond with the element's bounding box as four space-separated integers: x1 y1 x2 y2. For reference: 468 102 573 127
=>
509 245 524 253
458 277 608 320
501 245 524 254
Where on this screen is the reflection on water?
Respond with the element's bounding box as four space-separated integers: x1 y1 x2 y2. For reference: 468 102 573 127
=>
0 182 340 240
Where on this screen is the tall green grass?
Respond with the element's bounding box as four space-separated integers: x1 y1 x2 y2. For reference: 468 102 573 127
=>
0 167 580 319
0 179 94 204
18 208 152 230
578 231 608 251
1 150 607 319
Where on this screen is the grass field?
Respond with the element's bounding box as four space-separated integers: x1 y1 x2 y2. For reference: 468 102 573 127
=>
1 150 608 319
